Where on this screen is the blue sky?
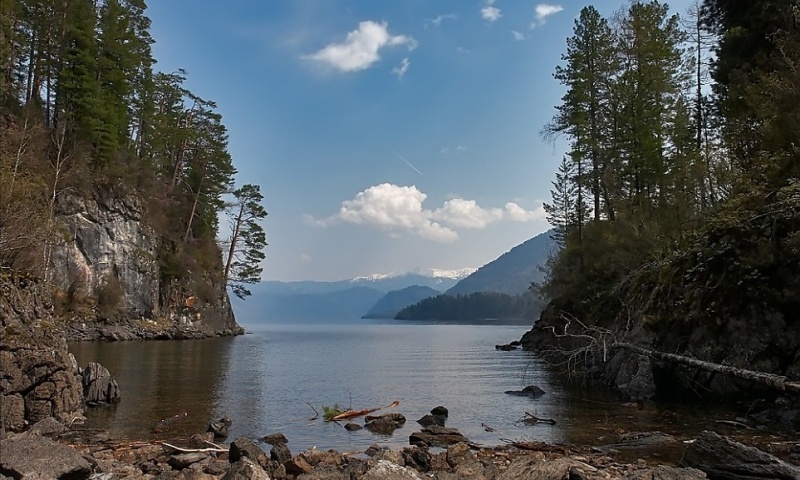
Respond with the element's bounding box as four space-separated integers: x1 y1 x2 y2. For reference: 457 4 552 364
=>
147 0 693 281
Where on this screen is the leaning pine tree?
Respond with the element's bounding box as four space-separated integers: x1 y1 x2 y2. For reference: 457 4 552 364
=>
223 184 268 299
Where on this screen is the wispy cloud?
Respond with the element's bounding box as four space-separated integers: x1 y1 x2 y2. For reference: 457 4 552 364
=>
311 183 544 242
481 0 502 23
304 21 417 72
392 57 410 79
425 14 457 28
440 145 466 155
511 30 526 41
532 4 563 27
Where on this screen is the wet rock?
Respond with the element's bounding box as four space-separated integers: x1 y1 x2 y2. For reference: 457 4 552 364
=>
81 362 121 406
169 452 210 470
624 466 708 479
362 459 423 480
229 437 269 469
409 425 469 448
401 446 431 472
344 422 362 431
446 443 477 468
271 443 292 464
365 444 384 457
417 406 448 427
365 413 406 435
261 432 288 445
296 466 350 480
504 385 545 397
0 435 92 479
222 457 270 480
371 449 405 466
285 456 314 475
680 430 800 480
499 456 597 480
207 416 232 439
495 344 518 351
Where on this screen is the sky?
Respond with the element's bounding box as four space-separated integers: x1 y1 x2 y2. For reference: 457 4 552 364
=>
146 0 694 282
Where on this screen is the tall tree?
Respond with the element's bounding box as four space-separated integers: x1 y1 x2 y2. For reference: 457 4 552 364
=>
223 184 268 299
544 5 618 221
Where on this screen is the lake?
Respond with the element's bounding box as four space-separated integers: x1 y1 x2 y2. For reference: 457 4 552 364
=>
69 319 742 454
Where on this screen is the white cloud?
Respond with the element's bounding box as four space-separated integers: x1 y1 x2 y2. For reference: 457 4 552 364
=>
313 183 544 243
304 21 417 72
532 4 563 27
481 6 502 22
511 30 525 41
425 14 457 28
392 57 410 79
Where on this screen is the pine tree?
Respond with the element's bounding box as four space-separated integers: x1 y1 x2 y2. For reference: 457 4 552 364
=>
223 184 268 299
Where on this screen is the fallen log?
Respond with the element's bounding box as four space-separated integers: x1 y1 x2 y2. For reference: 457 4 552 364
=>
520 412 556 425
613 342 800 395
161 442 228 454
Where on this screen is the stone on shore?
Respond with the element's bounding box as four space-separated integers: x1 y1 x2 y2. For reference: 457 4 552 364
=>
222 457 271 480
208 416 233 439
362 459 423 480
624 466 707 479
498 456 598 480
680 430 800 479
409 425 469 447
0 435 91 479
229 437 270 470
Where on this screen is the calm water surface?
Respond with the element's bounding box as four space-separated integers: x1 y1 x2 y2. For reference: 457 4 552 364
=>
70 320 743 453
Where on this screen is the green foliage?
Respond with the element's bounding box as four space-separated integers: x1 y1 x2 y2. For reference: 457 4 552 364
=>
395 291 543 322
224 184 268 300
322 404 345 421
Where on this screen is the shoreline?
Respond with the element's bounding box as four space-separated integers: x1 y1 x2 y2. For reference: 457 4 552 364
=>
3 419 799 479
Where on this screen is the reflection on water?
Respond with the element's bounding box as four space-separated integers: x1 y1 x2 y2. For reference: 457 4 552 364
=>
70 337 235 439
70 321 747 454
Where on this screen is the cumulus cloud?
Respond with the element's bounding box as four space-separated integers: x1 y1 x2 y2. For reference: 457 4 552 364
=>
313 183 544 243
392 57 410 78
481 0 501 22
304 21 417 72
532 4 563 27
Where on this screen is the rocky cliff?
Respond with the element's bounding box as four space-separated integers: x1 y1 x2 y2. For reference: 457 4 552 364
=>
50 192 242 341
0 275 84 434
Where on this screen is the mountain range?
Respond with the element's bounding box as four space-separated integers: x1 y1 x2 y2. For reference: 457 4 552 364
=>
232 230 555 324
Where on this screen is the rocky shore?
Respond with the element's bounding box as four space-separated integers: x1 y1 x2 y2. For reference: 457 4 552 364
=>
3 417 800 480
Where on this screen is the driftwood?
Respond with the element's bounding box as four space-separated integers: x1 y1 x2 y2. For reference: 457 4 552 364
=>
519 412 556 425
331 400 400 421
500 439 570 455
161 442 228 454
305 401 319 421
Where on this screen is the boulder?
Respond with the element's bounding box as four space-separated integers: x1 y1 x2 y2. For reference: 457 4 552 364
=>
261 432 288 445
169 452 210 470
207 416 232 439
504 385 545 397
229 437 269 470
0 435 92 479
401 446 431 472
221 457 270 480
362 460 423 480
409 425 469 448
81 362 121 405
417 406 448 427
680 430 800 479
270 443 292 464
365 413 406 435
26 417 68 437
624 466 707 480
446 443 477 468
499 456 598 480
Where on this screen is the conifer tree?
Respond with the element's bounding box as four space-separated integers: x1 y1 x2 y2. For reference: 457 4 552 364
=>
223 184 268 299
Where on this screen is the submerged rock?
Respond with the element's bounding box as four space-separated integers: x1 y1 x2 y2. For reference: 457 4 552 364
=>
208 416 233 439
504 385 546 397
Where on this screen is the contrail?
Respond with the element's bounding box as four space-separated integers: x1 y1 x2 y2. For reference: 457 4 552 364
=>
385 144 423 175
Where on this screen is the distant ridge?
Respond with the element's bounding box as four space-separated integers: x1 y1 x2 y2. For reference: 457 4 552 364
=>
362 285 441 319
446 230 556 296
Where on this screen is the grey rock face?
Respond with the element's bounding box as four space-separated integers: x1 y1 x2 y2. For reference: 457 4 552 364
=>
81 362 121 405
0 279 84 433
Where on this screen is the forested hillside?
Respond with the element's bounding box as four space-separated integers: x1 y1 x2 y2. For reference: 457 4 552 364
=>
526 0 800 400
0 0 266 325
